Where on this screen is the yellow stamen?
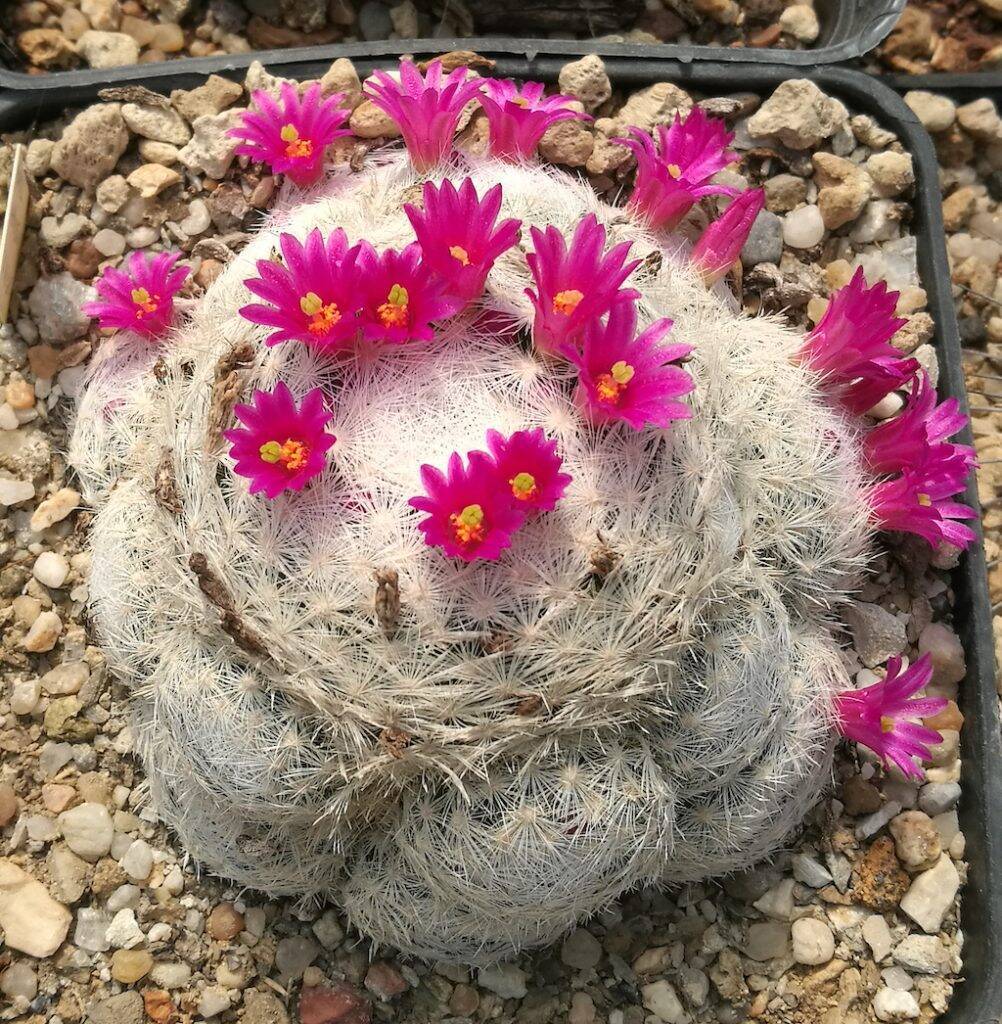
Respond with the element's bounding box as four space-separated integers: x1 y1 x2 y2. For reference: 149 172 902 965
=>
131 287 158 317
667 162 682 179
259 438 310 471
300 292 340 334
377 283 409 329
880 715 895 734
510 472 537 501
917 493 932 507
280 123 313 160
513 96 530 108
450 503 486 545
450 245 470 266
552 289 584 316
595 361 635 404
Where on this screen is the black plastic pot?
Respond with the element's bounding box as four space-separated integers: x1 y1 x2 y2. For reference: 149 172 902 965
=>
3 56 999 1023
883 70 1002 101
0 0 904 96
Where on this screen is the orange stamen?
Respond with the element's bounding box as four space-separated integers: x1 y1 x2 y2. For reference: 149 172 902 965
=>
377 283 409 330
450 245 470 266
880 715 895 734
667 162 682 179
594 360 635 404
131 287 159 317
260 438 310 472
300 292 340 335
917 493 932 507
280 124 313 160
510 472 538 501
450 503 486 546
552 289 584 316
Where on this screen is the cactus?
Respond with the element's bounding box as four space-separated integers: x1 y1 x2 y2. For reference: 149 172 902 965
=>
70 68 970 963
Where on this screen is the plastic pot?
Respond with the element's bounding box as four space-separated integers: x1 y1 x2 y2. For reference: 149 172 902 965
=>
4 56 999 1024
0 0 905 97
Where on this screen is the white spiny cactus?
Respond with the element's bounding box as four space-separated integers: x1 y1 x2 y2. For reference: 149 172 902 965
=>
70 153 873 962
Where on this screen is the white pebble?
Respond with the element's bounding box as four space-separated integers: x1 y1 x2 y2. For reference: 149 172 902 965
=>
121 838 154 881
126 226 159 248
179 199 211 236
10 678 42 716
783 205 825 248
791 918 835 965
0 478 35 507
873 987 920 1021
92 228 126 257
32 551 70 589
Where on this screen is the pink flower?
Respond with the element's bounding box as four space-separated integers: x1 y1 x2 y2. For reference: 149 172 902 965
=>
834 654 948 780
797 267 914 412
83 250 189 339
231 82 351 187
566 299 694 430
863 371 975 476
837 357 921 416
409 451 524 561
479 79 589 161
224 383 336 499
484 428 572 511
364 59 484 173
240 229 363 351
869 456 977 549
615 110 740 231
404 178 521 307
357 242 456 344
690 188 765 286
526 214 640 355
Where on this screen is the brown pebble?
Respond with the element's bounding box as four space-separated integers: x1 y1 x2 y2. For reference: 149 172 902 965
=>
0 783 19 827
207 901 244 940
41 782 76 813
850 837 911 911
450 984 479 1016
841 773 883 816
65 237 104 280
27 344 63 381
924 700 964 733
5 373 36 410
111 948 154 984
363 962 408 1001
195 259 224 289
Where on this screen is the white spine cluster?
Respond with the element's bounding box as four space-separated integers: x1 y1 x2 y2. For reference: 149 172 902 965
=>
71 154 872 963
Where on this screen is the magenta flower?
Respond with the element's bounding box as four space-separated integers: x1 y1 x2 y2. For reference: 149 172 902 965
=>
690 188 765 286
404 178 521 307
224 383 336 499
797 267 915 413
364 59 484 173
834 654 948 780
83 250 189 340
409 451 525 562
864 371 975 476
526 214 640 355
615 110 740 231
484 428 572 512
566 299 694 430
357 243 456 344
837 356 921 416
869 453 977 549
231 82 351 187
240 229 363 351
479 79 589 162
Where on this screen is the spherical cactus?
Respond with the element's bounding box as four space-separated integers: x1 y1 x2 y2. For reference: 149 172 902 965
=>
70 62 973 964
